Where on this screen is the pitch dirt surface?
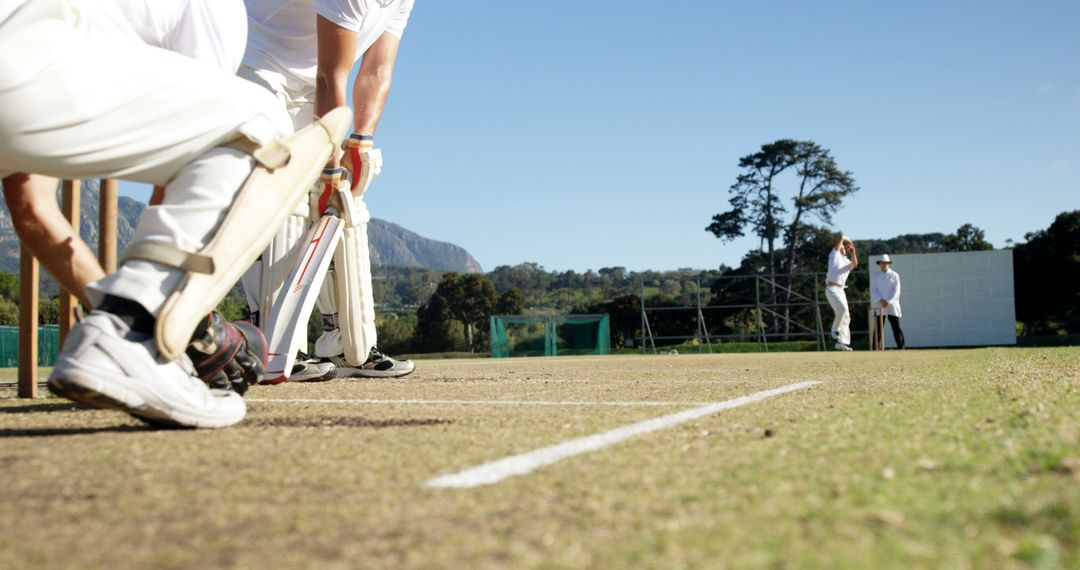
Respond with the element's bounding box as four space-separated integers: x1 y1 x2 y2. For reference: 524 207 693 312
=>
1 348 1077 569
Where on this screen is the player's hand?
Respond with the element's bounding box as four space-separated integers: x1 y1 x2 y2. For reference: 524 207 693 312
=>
340 133 382 196
311 167 348 219
187 312 267 396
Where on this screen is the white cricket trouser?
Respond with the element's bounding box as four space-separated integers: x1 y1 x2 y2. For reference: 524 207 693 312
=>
237 64 314 317
237 65 378 362
0 0 290 315
824 284 851 346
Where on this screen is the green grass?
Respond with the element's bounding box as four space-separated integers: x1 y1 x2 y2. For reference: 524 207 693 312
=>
0 348 1077 568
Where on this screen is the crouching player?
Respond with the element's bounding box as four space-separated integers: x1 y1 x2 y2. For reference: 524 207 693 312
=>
0 0 351 427
2 0 268 393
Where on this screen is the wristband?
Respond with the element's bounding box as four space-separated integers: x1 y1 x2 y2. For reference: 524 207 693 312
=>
350 134 374 143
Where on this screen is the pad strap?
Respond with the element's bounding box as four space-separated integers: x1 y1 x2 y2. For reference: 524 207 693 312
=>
224 137 291 169
122 242 215 274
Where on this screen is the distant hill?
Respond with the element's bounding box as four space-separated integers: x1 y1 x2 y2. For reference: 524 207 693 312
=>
369 218 482 273
0 181 482 293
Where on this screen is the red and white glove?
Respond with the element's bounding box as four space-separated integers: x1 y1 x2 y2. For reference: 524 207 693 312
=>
312 167 349 219
340 133 383 197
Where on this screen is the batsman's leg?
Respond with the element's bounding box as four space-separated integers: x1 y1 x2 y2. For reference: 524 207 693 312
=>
313 193 415 379
236 64 335 382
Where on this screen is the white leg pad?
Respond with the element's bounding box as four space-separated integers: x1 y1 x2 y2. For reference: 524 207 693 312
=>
147 108 351 360
316 202 377 364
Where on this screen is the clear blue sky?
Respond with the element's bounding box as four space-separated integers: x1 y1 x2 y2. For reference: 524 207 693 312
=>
122 1 1080 273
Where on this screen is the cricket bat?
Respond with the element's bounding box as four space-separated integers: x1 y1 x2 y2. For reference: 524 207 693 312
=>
260 213 345 383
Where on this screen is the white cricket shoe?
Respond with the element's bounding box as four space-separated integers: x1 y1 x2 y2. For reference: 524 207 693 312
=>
48 312 246 428
326 347 415 379
834 342 854 352
287 352 336 382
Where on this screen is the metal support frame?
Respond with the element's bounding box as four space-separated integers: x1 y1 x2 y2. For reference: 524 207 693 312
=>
635 272 837 353
694 277 712 353
639 281 657 354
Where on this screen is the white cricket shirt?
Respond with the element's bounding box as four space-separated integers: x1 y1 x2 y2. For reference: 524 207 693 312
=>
243 0 414 89
870 268 903 317
826 249 854 287
89 0 248 73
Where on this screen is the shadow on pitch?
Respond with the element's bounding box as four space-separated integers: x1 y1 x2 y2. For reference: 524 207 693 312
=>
0 424 153 437
243 416 453 429
0 402 82 414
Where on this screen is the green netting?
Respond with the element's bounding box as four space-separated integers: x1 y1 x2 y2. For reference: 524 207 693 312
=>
490 314 610 358
0 325 61 367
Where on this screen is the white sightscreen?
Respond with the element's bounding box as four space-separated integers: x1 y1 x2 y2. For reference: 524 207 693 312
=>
867 250 1016 348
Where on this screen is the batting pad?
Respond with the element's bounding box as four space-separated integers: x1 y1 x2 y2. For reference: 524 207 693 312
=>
324 206 377 365
151 107 351 360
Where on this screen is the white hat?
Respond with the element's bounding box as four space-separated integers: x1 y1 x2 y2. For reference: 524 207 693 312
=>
877 254 893 265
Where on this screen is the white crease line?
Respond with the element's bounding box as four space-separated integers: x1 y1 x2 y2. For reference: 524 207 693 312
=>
247 398 712 407
424 380 822 489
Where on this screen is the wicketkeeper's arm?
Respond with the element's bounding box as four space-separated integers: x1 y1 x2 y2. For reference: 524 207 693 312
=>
2 173 105 307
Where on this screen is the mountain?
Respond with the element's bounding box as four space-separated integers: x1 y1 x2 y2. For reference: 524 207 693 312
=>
0 181 482 291
369 218 482 273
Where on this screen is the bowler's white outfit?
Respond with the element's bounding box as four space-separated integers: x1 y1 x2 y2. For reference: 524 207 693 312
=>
824 248 854 345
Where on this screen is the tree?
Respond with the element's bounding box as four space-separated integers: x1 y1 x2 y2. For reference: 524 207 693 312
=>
707 140 799 282
496 288 525 315
782 142 858 275
943 223 993 251
0 271 19 302
576 294 641 348
1013 211 1080 333
708 140 857 335
420 273 501 352
0 297 17 326
412 293 458 353
38 298 59 325
375 313 416 356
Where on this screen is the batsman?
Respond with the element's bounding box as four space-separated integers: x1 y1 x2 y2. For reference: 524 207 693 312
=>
240 0 415 381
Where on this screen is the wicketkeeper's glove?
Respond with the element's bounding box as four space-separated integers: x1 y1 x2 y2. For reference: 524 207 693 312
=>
186 312 267 395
